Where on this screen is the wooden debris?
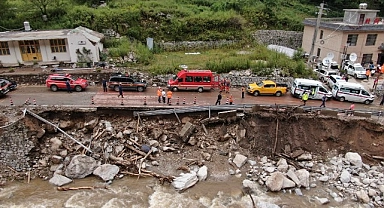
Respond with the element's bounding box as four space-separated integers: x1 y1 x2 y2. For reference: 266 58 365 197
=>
57 186 108 191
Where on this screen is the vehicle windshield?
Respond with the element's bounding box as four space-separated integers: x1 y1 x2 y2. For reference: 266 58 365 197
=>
256 82 264 87
173 75 178 81
329 72 337 76
355 66 365 71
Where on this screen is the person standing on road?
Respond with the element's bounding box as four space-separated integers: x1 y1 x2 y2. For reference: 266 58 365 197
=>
380 95 384 105
117 83 123 98
157 87 162 103
229 94 234 105
301 91 309 106
373 76 379 89
102 78 107 92
166 89 173 104
241 86 245 99
366 69 371 80
344 74 349 82
65 80 72 93
319 94 326 107
161 89 166 103
215 91 222 105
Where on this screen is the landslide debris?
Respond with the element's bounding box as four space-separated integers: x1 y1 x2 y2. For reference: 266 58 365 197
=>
1 107 384 205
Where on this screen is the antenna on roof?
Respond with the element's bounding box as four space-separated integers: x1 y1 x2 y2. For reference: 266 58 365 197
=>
23 21 31 32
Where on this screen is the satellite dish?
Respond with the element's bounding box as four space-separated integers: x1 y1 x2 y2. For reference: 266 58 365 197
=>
179 64 188 69
322 57 331 66
349 53 357 63
326 52 334 60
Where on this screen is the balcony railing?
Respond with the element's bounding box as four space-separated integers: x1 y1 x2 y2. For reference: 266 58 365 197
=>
303 18 384 31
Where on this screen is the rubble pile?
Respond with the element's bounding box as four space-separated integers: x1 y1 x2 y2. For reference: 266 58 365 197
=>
1 108 384 207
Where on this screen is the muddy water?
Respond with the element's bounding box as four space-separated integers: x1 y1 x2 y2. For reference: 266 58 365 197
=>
0 175 362 208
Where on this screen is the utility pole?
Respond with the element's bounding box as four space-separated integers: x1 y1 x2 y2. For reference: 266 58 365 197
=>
308 3 325 65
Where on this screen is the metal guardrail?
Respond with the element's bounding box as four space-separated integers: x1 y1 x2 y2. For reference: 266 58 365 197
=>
133 104 384 118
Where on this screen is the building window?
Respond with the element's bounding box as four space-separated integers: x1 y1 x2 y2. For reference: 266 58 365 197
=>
320 30 324 39
50 39 67 53
362 54 373 65
347 34 358 46
317 48 321 57
0 42 10 55
365 34 377 46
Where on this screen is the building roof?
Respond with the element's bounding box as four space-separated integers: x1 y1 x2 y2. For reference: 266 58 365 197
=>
303 18 384 32
0 26 104 42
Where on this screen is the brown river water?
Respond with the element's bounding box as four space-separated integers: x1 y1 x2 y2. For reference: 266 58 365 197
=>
0 175 363 208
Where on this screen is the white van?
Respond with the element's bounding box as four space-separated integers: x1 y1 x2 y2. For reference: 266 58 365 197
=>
291 78 332 100
332 82 374 104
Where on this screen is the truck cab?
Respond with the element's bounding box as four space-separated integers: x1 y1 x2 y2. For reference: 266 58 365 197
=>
247 80 287 96
167 69 220 92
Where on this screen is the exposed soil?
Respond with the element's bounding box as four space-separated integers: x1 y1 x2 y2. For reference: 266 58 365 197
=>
1 107 384 183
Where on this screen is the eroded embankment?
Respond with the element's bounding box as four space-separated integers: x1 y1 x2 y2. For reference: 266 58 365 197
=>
1 108 383 183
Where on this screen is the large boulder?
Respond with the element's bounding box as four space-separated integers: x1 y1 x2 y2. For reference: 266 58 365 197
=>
49 174 73 186
233 154 248 168
345 152 363 168
197 166 208 181
65 155 98 179
340 170 351 183
172 172 198 191
93 164 120 181
295 169 310 188
286 169 300 186
266 172 285 192
355 190 370 203
282 176 296 189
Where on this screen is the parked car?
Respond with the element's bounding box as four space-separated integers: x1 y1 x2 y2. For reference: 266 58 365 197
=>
45 74 89 92
316 61 339 70
108 74 147 92
316 69 338 82
326 75 346 89
343 62 366 79
167 69 220 92
291 78 332 100
332 82 374 104
0 80 10 97
247 80 287 96
0 78 17 91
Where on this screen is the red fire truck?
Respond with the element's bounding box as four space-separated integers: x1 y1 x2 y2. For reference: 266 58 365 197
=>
167 69 220 92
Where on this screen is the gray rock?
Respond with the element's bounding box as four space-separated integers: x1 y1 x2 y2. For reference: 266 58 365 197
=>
148 140 159 147
287 169 301 186
59 150 68 157
378 185 384 194
345 152 363 168
316 197 330 205
202 152 211 161
104 121 113 132
93 164 120 181
356 190 370 203
59 120 73 129
295 188 303 196
233 154 247 168
277 158 288 172
265 166 276 173
266 172 284 192
256 202 281 208
260 156 268 164
319 176 329 182
50 137 62 152
248 160 257 166
242 179 259 194
334 197 343 203
116 132 123 139
151 161 159 166
152 129 163 140
36 128 46 139
282 176 296 189
51 155 63 164
179 122 195 143
368 188 377 197
188 136 198 146
123 129 133 135
340 170 351 183
297 153 312 161
85 118 98 130
295 169 310 188
49 174 73 186
197 166 208 181
172 172 198 191
65 155 98 179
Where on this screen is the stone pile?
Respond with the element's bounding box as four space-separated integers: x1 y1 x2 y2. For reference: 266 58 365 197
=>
238 151 384 206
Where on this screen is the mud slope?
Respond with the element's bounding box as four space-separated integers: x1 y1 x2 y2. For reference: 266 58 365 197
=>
240 112 384 159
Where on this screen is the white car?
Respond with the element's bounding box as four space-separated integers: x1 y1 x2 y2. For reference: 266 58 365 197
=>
326 75 346 89
316 69 338 82
344 63 366 79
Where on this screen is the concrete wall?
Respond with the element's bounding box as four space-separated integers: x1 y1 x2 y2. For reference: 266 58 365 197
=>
68 33 101 63
39 39 71 63
252 30 303 49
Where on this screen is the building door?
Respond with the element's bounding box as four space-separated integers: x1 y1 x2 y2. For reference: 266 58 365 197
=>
378 53 384 65
19 40 42 62
358 14 365 25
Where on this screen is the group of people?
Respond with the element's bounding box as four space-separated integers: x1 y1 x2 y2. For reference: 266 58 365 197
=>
156 87 173 104
220 79 231 94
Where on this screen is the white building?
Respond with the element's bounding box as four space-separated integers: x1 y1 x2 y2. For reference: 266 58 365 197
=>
0 26 104 67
